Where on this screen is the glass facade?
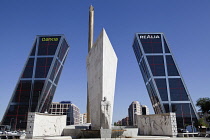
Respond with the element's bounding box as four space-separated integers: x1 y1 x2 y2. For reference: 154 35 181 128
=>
132 33 199 128
1 35 70 130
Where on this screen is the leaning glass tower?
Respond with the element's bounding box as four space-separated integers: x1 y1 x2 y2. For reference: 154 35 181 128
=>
1 35 70 130
132 33 199 128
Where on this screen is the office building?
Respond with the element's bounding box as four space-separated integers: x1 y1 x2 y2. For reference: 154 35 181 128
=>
82 113 87 124
1 35 70 130
49 101 80 125
128 101 141 126
132 33 199 128
79 113 87 124
142 105 149 115
79 114 84 124
128 101 150 126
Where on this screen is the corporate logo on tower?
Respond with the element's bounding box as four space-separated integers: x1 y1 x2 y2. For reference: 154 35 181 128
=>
139 34 160 39
42 37 59 41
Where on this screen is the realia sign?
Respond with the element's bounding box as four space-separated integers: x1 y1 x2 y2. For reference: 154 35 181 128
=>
139 34 160 39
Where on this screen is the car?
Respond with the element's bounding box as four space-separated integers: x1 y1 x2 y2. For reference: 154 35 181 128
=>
18 130 26 134
11 131 18 135
182 129 189 133
5 131 12 135
178 129 189 133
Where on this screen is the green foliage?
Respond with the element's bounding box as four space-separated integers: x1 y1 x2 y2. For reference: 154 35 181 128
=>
196 97 210 114
198 118 209 127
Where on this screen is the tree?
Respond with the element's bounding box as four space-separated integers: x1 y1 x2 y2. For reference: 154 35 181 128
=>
198 118 209 127
196 97 210 127
196 97 210 114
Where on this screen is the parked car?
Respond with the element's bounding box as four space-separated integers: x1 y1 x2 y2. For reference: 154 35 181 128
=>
178 129 189 133
5 131 12 135
11 131 18 135
182 129 189 133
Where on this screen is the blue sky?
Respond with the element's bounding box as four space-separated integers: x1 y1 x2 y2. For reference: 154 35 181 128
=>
0 0 210 123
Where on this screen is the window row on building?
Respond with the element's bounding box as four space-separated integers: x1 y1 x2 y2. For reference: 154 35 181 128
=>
49 101 80 125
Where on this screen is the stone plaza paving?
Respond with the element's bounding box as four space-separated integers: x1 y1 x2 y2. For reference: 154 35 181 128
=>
13 136 209 140
23 138 210 140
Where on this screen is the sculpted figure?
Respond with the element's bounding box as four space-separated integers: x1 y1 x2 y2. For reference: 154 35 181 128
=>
145 117 150 135
100 97 111 129
140 117 150 135
140 117 146 134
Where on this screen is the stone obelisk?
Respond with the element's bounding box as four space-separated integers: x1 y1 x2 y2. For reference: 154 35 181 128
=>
87 5 94 123
87 5 117 130
87 28 117 129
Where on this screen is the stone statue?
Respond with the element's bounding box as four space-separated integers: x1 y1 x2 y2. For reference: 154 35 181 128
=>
100 97 111 129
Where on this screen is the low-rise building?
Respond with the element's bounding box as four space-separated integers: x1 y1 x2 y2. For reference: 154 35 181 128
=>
116 120 122 126
121 117 129 126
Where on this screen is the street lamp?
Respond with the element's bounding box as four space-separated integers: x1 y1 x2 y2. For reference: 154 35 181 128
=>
10 118 14 131
192 121 195 133
19 120 21 130
37 91 41 112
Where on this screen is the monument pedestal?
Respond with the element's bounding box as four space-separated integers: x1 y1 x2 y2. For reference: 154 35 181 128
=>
100 129 112 138
81 129 112 138
81 130 100 138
